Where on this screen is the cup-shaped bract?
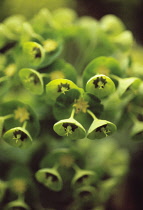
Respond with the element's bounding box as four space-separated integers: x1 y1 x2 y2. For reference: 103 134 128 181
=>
116 77 141 97
0 100 40 138
130 120 143 141
86 74 115 99
113 30 133 52
3 127 32 149
4 199 30 210
3 15 25 40
71 169 95 188
74 185 96 200
53 118 86 139
45 59 77 83
100 14 125 36
87 119 117 140
19 68 44 95
22 41 45 67
46 78 79 104
39 37 63 68
83 56 121 86
35 168 63 191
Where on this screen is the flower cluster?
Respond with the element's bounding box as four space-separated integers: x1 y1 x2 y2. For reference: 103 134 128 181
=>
0 7 142 210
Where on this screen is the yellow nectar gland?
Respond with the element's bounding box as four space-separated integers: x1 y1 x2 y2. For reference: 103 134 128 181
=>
43 39 58 53
59 154 75 168
50 71 65 80
4 64 16 77
14 107 30 123
10 178 27 194
73 98 89 113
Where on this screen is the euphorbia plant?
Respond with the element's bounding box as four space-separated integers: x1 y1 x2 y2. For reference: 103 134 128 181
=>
0 6 142 210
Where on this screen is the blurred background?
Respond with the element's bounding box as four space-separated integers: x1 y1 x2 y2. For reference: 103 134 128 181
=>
0 0 143 45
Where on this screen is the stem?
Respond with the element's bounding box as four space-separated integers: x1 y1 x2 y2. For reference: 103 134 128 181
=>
3 114 14 120
22 121 28 129
110 74 121 81
41 73 50 79
72 164 81 172
69 108 76 119
87 109 97 120
53 163 60 170
17 193 25 202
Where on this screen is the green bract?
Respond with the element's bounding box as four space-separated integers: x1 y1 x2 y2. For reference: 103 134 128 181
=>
0 101 40 138
44 59 77 83
112 75 141 97
72 165 96 188
86 74 115 99
46 78 79 104
4 199 30 210
74 185 96 200
83 56 121 86
113 30 133 52
100 14 125 36
53 118 86 139
3 127 32 149
41 39 63 67
35 168 63 191
19 68 44 95
87 119 117 140
130 118 143 141
22 41 45 67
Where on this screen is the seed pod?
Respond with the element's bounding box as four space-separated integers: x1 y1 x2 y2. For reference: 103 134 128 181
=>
3 127 32 149
35 168 63 191
86 74 115 99
53 118 86 139
87 119 117 140
19 68 44 95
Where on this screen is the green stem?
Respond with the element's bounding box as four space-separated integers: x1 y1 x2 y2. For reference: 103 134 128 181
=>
53 163 60 170
3 114 14 120
87 109 97 120
110 74 121 81
69 108 76 119
72 164 81 172
41 73 50 79
22 121 28 129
